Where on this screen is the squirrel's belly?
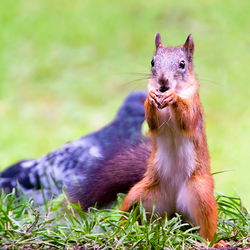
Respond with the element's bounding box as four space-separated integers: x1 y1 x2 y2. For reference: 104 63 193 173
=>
154 127 195 184
148 127 195 216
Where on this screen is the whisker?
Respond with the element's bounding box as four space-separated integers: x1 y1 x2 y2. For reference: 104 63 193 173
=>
196 75 220 90
120 76 149 87
116 71 151 90
157 111 160 130
159 113 173 131
133 81 148 91
117 72 151 77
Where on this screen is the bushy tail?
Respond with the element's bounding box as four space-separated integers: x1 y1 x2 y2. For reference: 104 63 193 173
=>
1 159 64 204
0 159 40 195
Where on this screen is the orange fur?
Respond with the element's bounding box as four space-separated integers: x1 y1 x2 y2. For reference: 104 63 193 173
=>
183 173 217 240
121 34 217 242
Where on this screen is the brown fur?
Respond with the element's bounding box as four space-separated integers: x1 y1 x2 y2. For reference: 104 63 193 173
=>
70 141 150 210
186 173 217 240
121 34 217 242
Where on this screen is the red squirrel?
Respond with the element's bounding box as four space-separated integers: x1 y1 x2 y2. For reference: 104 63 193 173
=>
121 34 217 241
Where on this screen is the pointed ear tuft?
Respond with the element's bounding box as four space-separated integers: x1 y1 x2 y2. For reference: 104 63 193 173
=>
155 33 162 49
183 34 195 61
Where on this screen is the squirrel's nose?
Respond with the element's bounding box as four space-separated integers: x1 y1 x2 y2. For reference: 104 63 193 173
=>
158 74 170 92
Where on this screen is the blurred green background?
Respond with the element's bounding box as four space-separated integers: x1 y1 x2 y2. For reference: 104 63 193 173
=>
0 1 249 206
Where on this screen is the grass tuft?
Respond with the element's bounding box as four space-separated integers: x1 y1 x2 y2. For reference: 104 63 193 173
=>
0 188 250 249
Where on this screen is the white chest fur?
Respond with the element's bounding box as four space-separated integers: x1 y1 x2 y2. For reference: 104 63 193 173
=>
149 109 196 216
155 126 195 185
155 107 195 182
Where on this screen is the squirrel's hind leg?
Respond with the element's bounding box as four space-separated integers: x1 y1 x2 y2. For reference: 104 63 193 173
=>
121 182 146 212
177 174 217 241
121 177 157 213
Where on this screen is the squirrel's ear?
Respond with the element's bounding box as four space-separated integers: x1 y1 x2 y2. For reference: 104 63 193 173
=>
155 33 162 49
183 34 195 61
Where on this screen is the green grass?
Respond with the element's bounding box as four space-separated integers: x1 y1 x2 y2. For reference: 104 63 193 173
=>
0 190 250 249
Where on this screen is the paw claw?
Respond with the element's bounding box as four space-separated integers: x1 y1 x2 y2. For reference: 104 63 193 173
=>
148 90 162 108
160 90 177 108
213 240 229 248
148 89 177 109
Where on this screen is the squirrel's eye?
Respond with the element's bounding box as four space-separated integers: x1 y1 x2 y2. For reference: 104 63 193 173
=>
179 60 185 69
151 59 154 67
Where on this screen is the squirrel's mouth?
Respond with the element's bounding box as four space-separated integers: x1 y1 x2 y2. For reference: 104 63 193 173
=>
159 86 170 92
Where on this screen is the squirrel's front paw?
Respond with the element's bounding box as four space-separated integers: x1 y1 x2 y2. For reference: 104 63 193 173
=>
148 90 162 109
161 90 178 109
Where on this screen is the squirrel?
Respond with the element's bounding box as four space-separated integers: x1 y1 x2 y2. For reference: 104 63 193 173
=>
121 34 217 241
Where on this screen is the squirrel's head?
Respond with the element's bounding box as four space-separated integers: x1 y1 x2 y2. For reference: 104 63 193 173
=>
148 33 196 94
